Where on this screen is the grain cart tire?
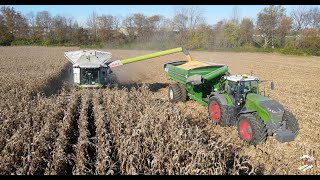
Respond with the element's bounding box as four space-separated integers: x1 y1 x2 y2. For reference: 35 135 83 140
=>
178 84 188 102
168 84 182 103
237 114 267 145
208 97 229 126
283 110 299 137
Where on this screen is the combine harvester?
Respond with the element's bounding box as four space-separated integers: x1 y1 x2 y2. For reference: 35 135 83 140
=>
64 47 299 145
64 47 187 88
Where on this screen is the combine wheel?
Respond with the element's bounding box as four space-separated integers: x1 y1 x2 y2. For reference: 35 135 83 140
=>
208 97 229 126
283 110 299 137
237 114 267 145
168 84 183 103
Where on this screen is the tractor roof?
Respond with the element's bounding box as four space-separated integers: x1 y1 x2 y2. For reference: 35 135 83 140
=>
227 75 259 82
64 50 112 68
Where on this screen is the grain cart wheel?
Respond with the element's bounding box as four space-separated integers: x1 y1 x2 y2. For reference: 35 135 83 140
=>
168 84 182 103
237 114 267 145
208 97 229 126
283 110 299 137
178 84 188 102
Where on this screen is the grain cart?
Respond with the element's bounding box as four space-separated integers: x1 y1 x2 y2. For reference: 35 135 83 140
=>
164 57 299 144
64 48 188 88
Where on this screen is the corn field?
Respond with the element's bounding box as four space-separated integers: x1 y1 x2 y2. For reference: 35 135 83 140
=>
1 46 320 175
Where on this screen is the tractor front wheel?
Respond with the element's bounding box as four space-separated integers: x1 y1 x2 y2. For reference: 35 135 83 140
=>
237 114 267 145
283 110 299 137
208 97 229 126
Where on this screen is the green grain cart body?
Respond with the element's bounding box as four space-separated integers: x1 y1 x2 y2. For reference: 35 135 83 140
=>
164 61 228 106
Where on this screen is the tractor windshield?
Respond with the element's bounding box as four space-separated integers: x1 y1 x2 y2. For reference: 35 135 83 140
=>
240 80 259 94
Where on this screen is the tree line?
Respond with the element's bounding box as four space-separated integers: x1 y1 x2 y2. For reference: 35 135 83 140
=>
1 5 320 55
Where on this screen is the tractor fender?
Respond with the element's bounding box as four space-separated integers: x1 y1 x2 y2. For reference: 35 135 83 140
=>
236 110 257 120
209 93 228 106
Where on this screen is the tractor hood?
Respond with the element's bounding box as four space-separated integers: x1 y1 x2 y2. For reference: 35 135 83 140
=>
246 93 284 122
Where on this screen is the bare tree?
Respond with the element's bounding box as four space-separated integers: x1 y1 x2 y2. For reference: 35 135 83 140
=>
172 13 188 32
51 15 68 43
86 11 98 42
307 6 320 30
35 11 52 41
231 6 241 24
97 15 114 42
26 12 36 41
291 6 310 34
113 15 122 31
173 6 205 31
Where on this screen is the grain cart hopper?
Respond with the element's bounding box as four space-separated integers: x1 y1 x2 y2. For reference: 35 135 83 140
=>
164 54 299 145
64 47 188 88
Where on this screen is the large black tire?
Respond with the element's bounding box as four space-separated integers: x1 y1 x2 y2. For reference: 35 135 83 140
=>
178 83 188 102
283 110 299 137
237 114 267 145
208 97 229 127
168 84 183 103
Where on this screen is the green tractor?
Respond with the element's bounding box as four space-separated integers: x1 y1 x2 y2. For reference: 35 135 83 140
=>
164 56 299 145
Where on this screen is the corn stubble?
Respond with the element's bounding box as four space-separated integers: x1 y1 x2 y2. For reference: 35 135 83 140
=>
0 47 257 175
3 47 319 175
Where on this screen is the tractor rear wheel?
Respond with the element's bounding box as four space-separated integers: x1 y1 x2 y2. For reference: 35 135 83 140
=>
168 84 183 103
237 114 267 145
283 110 299 137
208 97 229 126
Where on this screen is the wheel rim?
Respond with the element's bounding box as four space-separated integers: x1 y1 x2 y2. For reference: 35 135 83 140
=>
210 101 220 122
239 121 252 140
169 88 174 100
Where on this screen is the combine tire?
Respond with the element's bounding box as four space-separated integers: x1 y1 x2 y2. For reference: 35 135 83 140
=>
208 97 229 126
237 114 267 145
168 84 183 103
283 110 299 137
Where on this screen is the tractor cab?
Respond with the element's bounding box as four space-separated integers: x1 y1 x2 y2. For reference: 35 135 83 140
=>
223 74 260 112
225 74 260 96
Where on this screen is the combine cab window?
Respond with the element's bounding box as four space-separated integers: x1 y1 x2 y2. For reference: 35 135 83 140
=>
80 68 99 85
241 80 258 94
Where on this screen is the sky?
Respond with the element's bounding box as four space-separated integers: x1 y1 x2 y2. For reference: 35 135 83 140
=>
8 5 318 27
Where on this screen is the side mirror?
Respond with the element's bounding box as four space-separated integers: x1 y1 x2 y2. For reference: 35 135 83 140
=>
271 81 275 90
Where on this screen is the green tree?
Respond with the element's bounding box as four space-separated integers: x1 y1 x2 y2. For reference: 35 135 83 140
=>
222 21 242 48
256 5 287 48
240 18 254 46
185 24 210 50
